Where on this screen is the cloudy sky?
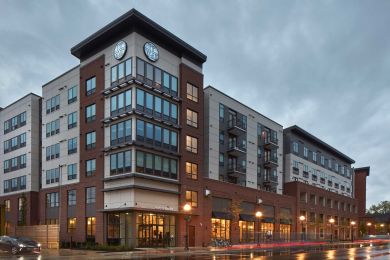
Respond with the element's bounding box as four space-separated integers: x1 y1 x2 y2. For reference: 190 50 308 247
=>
1 0 389 207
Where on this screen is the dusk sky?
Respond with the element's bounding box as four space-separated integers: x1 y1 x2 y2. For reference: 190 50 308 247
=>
0 0 389 207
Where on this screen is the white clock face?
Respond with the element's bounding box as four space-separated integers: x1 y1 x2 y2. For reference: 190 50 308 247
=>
113 41 127 60
144 42 159 62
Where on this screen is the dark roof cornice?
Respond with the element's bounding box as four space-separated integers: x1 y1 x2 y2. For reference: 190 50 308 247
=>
284 125 355 164
70 9 207 65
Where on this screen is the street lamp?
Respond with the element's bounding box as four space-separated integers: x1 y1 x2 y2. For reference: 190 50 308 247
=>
329 218 335 242
255 211 262 245
299 215 306 241
350 221 356 242
183 203 192 251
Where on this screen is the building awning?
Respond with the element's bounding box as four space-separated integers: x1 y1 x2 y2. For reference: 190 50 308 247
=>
212 211 232 220
239 214 255 222
262 217 275 223
280 219 292 225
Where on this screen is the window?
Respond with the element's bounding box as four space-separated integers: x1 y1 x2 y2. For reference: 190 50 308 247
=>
186 83 198 102
46 168 59 184
292 142 299 153
68 112 77 129
136 151 177 179
111 119 131 146
67 163 77 180
46 95 60 114
111 58 132 84
18 197 26 225
312 152 317 162
86 159 96 176
321 156 325 166
4 111 27 134
136 119 177 151
110 89 132 116
46 143 60 160
46 192 59 207
186 136 198 154
303 164 309 173
135 58 178 96
46 119 60 137
328 159 332 169
86 132 96 150
68 190 76 206
67 218 77 233
303 147 308 158
110 150 131 176
186 162 198 180
68 137 77 154
86 187 96 204
219 131 225 145
4 154 27 173
185 190 198 207
68 85 77 104
335 163 339 173
219 153 224 166
186 109 198 127
86 77 96 96
86 104 96 122
4 200 10 212
86 217 96 240
219 104 224 120
4 133 27 153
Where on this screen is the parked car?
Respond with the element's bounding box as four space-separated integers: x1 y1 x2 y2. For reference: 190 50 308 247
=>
0 236 41 255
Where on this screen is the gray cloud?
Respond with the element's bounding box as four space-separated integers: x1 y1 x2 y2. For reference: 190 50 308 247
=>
1 0 389 207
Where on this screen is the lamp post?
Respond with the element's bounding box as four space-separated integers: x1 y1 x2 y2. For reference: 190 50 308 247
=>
367 222 372 236
255 211 262 245
183 203 192 251
329 218 335 242
58 164 66 249
380 223 384 234
299 215 306 241
350 221 356 242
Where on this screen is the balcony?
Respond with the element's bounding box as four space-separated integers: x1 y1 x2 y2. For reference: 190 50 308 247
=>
264 156 278 168
227 164 246 176
263 174 278 186
227 118 247 135
227 143 246 156
263 136 279 149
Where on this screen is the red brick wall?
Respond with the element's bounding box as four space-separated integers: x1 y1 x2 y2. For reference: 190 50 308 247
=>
354 168 369 217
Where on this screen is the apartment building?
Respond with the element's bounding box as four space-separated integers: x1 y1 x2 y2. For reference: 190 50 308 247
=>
283 125 355 196
39 66 81 241
204 86 283 194
0 9 370 248
0 93 41 232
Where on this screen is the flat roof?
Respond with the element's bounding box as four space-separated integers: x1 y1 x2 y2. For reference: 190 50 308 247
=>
284 125 355 164
204 85 283 127
70 9 207 65
42 65 80 88
0 93 41 112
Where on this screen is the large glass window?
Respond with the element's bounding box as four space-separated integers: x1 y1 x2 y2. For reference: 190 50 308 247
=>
86 217 96 241
68 85 77 104
46 95 60 114
136 151 177 179
136 119 178 152
46 192 59 207
110 119 131 145
111 89 132 116
68 190 76 206
186 83 198 102
136 58 179 97
86 159 96 177
67 163 77 180
46 168 59 184
86 131 96 150
186 136 198 154
111 58 132 84
86 104 96 122
239 221 254 243
68 137 77 154
186 109 198 127
46 119 60 137
86 77 96 96
211 218 231 240
68 111 77 129
136 213 176 247
110 150 131 176
185 190 198 207
86 187 96 204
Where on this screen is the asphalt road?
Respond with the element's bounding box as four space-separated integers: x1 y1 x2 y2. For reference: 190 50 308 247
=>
1 243 390 259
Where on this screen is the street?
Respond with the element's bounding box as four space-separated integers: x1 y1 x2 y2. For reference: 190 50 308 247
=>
1 242 390 259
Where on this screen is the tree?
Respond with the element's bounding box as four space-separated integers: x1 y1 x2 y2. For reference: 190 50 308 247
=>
368 201 390 215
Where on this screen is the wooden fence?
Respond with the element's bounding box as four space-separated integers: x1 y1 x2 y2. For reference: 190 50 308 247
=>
14 224 59 249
